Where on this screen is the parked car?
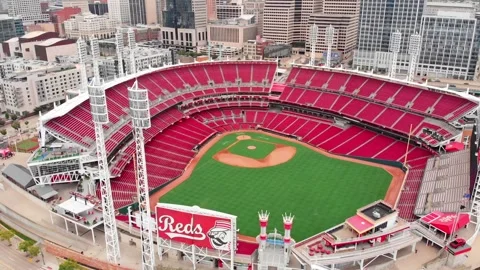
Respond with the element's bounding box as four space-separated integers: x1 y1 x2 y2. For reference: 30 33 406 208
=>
450 238 466 249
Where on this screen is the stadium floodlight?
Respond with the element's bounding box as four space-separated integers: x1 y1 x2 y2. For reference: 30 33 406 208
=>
128 28 137 74
128 80 155 270
219 44 223 61
115 28 125 77
407 33 422 82
90 37 101 83
87 82 121 264
309 24 318 66
76 38 88 92
325 25 335 68
389 30 402 78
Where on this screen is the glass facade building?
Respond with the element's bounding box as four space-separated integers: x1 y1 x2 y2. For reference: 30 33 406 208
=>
163 0 196 29
0 15 24 43
417 2 480 80
353 0 425 73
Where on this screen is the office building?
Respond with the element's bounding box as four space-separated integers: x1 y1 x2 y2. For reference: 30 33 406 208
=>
262 0 320 44
89 2 109 15
204 15 257 55
418 2 480 80
216 0 243 20
7 0 50 24
160 0 207 49
50 7 82 37
306 0 360 60
62 0 89 13
0 59 82 115
129 0 146 25
64 13 116 39
108 0 131 25
0 15 24 43
354 0 425 73
243 0 264 35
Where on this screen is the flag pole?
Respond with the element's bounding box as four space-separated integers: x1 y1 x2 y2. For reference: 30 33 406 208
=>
404 124 413 167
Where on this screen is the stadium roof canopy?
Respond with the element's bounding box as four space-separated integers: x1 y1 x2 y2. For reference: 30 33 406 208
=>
57 196 95 215
2 164 35 189
420 211 470 234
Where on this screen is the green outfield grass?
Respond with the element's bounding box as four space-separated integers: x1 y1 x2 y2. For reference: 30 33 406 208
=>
159 132 392 241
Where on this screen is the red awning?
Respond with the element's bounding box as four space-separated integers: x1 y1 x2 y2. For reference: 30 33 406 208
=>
346 215 374 234
445 142 464 152
421 211 470 234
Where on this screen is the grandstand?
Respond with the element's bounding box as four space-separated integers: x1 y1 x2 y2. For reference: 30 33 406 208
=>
27 60 478 223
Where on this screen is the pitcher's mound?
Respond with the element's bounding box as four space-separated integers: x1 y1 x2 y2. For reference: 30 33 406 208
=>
247 146 256 150
237 135 251 140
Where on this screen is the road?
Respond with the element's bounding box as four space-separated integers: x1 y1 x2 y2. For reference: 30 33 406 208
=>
0 242 43 270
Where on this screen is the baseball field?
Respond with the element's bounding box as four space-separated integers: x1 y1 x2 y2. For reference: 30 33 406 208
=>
155 131 398 241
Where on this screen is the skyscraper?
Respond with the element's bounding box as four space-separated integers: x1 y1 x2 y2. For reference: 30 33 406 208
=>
160 0 207 49
418 2 480 80
262 0 320 44
0 14 24 43
63 0 89 13
354 0 425 73
129 0 146 25
108 0 131 25
7 0 50 24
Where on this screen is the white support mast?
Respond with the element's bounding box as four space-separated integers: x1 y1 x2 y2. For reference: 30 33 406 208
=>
88 38 121 264
116 28 125 77
128 81 155 270
389 30 402 79
207 41 211 61
127 28 137 74
309 24 318 66
407 33 421 82
325 25 335 68
91 37 101 81
76 38 88 92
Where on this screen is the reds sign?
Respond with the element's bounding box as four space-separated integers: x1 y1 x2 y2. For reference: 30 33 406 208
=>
156 205 234 251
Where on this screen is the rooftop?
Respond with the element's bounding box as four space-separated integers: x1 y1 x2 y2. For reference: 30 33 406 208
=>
37 38 72 47
21 31 47 39
360 201 395 221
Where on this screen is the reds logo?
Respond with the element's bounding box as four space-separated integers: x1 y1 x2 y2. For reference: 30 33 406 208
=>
207 221 232 250
157 215 206 240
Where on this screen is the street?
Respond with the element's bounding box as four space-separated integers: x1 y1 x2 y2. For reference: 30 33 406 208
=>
0 242 44 270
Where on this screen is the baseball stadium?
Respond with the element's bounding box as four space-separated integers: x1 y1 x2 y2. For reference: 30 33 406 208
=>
27 60 480 269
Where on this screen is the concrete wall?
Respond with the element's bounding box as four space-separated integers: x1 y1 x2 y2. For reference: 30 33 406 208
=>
45 241 131 270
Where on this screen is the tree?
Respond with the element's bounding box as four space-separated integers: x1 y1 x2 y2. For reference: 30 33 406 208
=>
11 121 20 131
5 113 9 120
0 229 15 246
59 259 83 270
24 121 29 128
10 115 17 121
27 244 40 258
18 240 34 252
0 119 5 126
0 129 6 136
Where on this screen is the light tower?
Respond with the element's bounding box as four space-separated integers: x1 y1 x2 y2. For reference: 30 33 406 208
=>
258 211 269 264
76 38 88 92
127 28 137 74
90 37 101 82
325 25 335 68
282 213 294 265
87 45 121 262
407 33 421 82
207 41 211 61
309 24 318 66
128 80 155 270
115 28 125 77
389 30 402 79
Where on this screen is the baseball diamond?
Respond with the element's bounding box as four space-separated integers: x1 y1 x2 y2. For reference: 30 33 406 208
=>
155 131 400 241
